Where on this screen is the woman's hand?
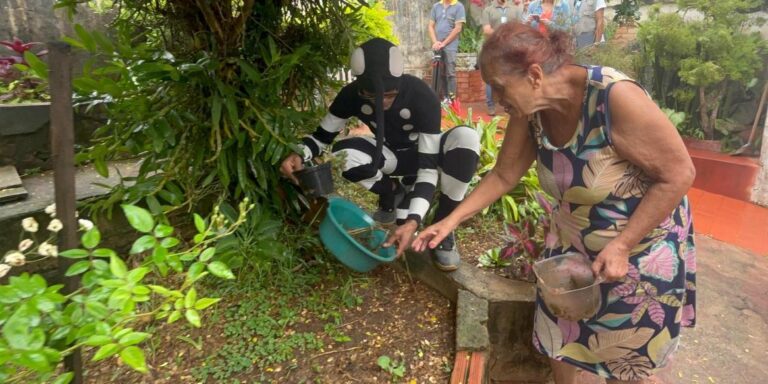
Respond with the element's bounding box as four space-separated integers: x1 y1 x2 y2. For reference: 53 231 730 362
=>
383 220 419 256
412 218 458 253
591 240 631 282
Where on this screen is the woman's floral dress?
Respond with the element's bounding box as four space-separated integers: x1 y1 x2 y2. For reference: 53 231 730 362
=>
531 66 697 381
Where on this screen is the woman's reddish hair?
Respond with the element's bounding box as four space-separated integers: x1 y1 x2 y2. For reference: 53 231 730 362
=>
480 22 573 76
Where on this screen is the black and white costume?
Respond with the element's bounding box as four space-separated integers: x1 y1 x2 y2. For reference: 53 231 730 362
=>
299 39 479 226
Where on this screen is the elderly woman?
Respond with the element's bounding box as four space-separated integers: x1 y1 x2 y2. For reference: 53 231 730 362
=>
413 22 696 384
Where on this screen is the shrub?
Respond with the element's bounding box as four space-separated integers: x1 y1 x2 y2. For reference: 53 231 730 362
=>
0 201 248 383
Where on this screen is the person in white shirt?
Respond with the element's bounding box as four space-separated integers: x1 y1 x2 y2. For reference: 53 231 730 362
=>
572 0 606 49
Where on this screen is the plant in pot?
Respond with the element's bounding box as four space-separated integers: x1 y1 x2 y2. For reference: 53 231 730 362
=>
611 0 641 46
0 37 49 104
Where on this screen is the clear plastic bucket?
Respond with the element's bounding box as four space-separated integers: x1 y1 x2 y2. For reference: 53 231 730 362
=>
532 252 602 321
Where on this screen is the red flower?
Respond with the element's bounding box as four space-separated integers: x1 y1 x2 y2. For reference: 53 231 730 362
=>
0 37 42 55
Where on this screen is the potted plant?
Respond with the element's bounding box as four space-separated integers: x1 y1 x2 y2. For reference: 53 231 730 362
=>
0 38 53 172
611 0 641 45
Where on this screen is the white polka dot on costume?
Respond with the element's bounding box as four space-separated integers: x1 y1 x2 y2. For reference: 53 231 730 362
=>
409 133 418 141
402 124 414 131
361 104 373 115
370 121 377 128
399 108 411 119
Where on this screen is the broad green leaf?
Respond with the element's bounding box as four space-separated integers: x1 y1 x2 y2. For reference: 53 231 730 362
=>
207 261 234 280
118 332 150 346
65 261 90 276
74 24 96 52
23 51 48 80
194 298 221 310
199 247 215 262
184 288 197 308
153 224 174 238
149 285 172 296
185 309 201 328
152 246 168 266
109 256 128 278
126 267 150 284
53 372 75 384
187 262 205 281
193 213 206 233
85 301 110 318
19 351 49 372
167 310 181 324
59 249 89 259
121 205 155 233
92 248 117 258
84 335 113 346
160 237 180 248
99 279 125 288
130 235 156 254
120 346 148 373
107 289 131 310
92 343 120 361
132 286 150 295
81 228 101 249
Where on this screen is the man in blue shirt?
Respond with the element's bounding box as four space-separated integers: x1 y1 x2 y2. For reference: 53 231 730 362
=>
428 0 466 102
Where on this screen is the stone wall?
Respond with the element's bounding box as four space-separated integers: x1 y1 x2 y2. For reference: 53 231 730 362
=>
0 0 112 43
385 0 434 79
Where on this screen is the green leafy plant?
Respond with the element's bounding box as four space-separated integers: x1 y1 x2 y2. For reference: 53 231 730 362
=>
0 38 49 103
443 105 545 223
53 0 377 218
458 25 483 54
377 355 406 381
478 247 510 268
349 0 399 46
638 0 767 139
612 0 640 26
0 201 249 383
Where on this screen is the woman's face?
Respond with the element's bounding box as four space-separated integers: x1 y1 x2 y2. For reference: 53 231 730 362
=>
483 61 540 118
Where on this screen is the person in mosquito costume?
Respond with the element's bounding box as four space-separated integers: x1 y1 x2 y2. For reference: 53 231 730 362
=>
280 38 480 271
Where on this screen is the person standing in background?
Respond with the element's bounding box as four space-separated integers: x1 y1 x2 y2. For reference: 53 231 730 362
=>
429 0 466 103
572 0 606 49
480 0 525 115
523 0 572 36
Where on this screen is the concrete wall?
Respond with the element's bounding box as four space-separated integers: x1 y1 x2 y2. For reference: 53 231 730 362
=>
0 0 111 43
385 0 434 79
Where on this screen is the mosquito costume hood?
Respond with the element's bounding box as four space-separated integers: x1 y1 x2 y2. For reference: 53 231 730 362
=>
350 38 404 166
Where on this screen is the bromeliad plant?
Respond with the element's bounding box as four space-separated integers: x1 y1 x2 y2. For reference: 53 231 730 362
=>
0 37 49 103
0 200 249 383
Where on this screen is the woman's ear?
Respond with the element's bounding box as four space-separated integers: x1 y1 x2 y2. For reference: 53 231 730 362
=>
527 64 544 89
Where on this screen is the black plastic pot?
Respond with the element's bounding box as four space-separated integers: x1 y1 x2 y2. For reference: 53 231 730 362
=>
294 162 334 198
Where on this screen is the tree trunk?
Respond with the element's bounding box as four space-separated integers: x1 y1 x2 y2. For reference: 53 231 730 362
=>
699 86 713 139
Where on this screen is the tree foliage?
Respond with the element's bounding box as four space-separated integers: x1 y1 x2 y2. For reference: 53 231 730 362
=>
637 0 766 139
54 0 387 216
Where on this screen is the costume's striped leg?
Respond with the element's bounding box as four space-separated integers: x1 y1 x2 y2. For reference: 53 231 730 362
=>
331 136 397 196
434 126 480 223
